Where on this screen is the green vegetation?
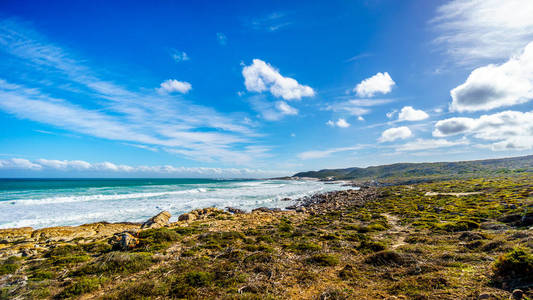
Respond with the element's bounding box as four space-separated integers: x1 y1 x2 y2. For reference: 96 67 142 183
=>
1 174 532 299
293 154 533 181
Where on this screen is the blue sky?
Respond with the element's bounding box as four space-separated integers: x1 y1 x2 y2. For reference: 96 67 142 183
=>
0 0 532 178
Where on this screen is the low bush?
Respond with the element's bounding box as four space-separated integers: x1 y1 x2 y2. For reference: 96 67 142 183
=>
306 254 339 266
492 248 533 288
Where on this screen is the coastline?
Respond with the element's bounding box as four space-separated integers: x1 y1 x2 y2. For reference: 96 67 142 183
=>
0 175 531 299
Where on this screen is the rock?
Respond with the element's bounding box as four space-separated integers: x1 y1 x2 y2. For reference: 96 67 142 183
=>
0 227 34 243
417 204 424 211
109 232 138 250
281 197 291 201
511 289 523 300
521 212 533 226
226 207 245 214
178 213 196 222
478 293 491 299
252 207 272 213
141 211 171 229
296 207 307 213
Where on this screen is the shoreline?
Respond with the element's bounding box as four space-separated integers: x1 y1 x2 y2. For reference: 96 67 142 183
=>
0 186 366 258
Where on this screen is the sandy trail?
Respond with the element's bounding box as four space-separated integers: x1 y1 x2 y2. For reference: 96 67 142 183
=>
382 213 409 249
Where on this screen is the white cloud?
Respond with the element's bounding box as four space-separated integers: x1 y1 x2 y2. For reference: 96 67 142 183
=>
171 50 189 62
242 59 314 100
432 0 533 65
0 20 264 165
326 118 350 128
398 106 429 121
379 126 412 142
275 101 298 115
336 118 350 128
325 98 393 117
450 41 533 112
250 12 291 32
357 116 364 121
354 72 395 97
396 138 469 152
0 158 285 178
386 109 397 119
433 110 533 151
298 145 365 160
0 158 42 170
157 79 192 94
217 32 227 45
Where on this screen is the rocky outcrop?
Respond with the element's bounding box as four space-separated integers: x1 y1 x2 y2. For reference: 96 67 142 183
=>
226 207 246 214
109 232 139 250
141 211 171 229
178 207 225 222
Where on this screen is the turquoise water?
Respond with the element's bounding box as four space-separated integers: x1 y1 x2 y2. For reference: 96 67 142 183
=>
0 178 349 229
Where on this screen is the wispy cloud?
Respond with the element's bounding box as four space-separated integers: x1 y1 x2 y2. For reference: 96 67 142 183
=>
431 0 533 66
0 18 266 165
249 12 292 32
0 157 285 178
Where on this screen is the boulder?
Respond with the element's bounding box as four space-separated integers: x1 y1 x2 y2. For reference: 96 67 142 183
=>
141 211 171 229
109 232 138 250
178 213 196 222
226 207 246 214
511 289 523 300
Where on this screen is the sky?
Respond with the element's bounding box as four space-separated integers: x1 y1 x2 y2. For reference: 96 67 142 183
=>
0 0 533 178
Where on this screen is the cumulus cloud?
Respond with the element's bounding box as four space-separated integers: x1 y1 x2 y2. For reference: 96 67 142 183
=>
432 0 533 65
398 106 429 121
450 41 533 112
242 59 314 100
326 118 350 128
353 72 395 97
433 110 533 151
0 158 284 178
379 126 412 142
157 79 192 94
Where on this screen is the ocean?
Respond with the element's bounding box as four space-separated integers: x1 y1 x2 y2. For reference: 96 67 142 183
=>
0 178 350 229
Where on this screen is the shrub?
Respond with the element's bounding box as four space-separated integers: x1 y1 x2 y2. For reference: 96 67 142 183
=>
58 276 107 298
76 252 154 275
45 244 84 258
30 270 55 281
364 250 413 267
357 240 386 253
185 271 213 287
306 254 339 266
0 257 20 275
492 248 533 288
137 228 180 252
289 241 321 252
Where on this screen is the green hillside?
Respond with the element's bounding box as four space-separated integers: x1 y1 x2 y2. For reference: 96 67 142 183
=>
293 155 533 181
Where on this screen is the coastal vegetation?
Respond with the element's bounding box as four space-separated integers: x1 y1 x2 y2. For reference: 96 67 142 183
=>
0 174 531 299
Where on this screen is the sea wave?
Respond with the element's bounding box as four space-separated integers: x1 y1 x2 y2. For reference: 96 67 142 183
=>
6 188 208 206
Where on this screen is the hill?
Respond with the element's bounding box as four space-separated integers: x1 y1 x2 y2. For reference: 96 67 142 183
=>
293 155 533 181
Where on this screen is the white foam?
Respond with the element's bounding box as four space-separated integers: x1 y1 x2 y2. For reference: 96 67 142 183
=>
0 180 351 229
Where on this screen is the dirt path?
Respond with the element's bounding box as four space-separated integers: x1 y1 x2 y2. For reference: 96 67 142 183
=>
381 213 409 249
424 191 482 197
